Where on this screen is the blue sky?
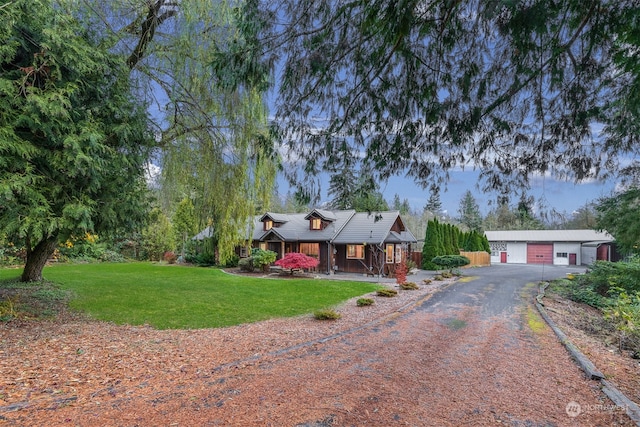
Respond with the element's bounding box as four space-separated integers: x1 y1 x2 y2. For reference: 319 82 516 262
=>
277 169 616 218
383 171 615 217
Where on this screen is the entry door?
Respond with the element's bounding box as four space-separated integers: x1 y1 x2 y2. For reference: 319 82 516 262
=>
500 252 507 263
569 253 577 265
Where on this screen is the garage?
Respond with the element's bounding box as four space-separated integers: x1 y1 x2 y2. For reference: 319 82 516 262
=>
526 243 553 264
486 230 615 266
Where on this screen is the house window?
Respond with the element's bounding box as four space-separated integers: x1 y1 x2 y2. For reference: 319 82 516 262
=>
300 243 320 258
386 244 394 263
556 252 568 258
395 245 402 263
311 218 322 230
347 244 365 259
239 247 248 258
264 219 273 231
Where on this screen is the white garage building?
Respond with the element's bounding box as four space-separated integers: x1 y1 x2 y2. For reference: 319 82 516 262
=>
485 229 615 266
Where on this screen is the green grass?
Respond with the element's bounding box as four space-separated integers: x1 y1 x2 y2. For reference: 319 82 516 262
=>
0 263 379 329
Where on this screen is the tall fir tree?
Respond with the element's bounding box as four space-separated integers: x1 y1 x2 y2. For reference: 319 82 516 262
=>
458 190 483 232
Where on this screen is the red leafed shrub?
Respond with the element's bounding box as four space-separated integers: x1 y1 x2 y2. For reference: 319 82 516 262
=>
395 261 408 284
163 251 177 264
274 252 319 274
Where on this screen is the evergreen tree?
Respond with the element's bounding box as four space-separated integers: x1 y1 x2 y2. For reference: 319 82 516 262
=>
458 190 483 232
0 0 155 281
391 194 411 215
595 187 640 254
481 233 491 254
261 1 639 194
351 167 389 212
516 193 545 229
424 188 443 216
441 223 452 256
422 219 440 270
327 149 357 209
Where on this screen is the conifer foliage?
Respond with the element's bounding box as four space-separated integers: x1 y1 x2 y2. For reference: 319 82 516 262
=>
422 220 490 270
0 0 154 281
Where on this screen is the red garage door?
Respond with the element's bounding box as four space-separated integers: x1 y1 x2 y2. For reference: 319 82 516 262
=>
527 243 553 264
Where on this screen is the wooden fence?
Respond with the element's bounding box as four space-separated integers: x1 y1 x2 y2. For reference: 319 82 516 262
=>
459 251 491 267
410 251 491 269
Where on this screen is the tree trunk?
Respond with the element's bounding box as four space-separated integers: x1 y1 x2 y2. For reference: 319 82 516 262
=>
21 236 58 282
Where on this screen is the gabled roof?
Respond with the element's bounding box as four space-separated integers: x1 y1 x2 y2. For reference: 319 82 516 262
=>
485 229 614 243
257 210 357 242
195 210 418 245
259 212 290 223
304 208 337 222
331 211 417 245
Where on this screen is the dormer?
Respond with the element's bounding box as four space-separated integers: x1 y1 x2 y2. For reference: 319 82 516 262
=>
304 209 337 231
259 212 289 231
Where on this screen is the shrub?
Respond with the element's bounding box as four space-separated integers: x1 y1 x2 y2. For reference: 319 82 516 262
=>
357 298 375 306
395 261 408 285
99 250 126 263
224 254 240 268
441 271 453 279
433 275 444 281
195 251 215 266
400 282 419 290
586 259 640 296
604 288 640 355
432 255 470 271
251 249 277 271
314 309 341 320
422 279 432 285
275 252 319 274
552 277 609 309
238 257 254 272
163 251 177 264
405 259 417 271
377 288 398 297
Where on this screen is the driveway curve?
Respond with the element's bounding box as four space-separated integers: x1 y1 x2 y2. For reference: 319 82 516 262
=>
2 265 635 426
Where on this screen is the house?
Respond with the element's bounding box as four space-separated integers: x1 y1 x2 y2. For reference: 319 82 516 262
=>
247 209 418 275
485 229 618 266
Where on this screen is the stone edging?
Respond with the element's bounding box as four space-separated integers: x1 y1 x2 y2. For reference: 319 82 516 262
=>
536 281 640 426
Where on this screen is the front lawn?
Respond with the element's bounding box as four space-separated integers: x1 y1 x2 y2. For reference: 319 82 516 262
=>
0 263 379 329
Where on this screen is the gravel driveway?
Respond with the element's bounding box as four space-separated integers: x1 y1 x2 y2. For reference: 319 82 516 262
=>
1 265 635 426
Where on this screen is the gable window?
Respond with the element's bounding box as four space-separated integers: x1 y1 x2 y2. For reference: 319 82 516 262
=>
300 243 320 258
311 218 322 230
386 244 395 263
347 244 365 259
264 219 273 231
